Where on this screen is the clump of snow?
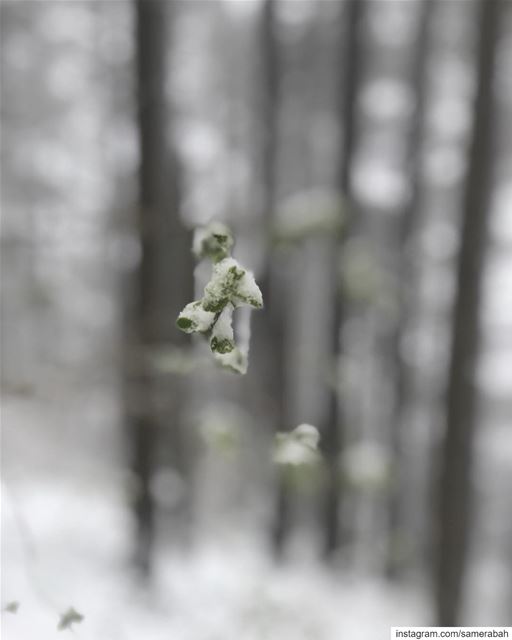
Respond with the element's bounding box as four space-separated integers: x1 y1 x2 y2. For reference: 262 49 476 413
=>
176 300 216 333
274 423 321 466
233 267 263 309
214 346 248 375
202 257 262 313
294 423 320 448
202 258 244 312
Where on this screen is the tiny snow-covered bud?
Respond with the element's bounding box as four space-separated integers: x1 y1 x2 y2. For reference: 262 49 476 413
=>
273 423 321 466
193 222 234 263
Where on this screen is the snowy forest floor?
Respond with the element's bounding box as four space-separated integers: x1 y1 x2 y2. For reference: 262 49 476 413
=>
1 383 433 640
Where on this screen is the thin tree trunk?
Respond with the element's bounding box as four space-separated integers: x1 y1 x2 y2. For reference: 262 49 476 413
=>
260 0 279 247
323 0 363 558
385 0 432 580
435 0 499 625
251 0 288 557
126 0 192 576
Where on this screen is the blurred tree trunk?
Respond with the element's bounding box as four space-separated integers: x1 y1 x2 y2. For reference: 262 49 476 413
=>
385 0 432 580
250 0 288 557
322 0 362 558
435 0 499 625
260 0 279 247
126 0 192 576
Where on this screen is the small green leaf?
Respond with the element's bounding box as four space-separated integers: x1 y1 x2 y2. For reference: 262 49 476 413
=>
202 297 229 313
4 601 20 614
176 316 193 330
210 337 234 354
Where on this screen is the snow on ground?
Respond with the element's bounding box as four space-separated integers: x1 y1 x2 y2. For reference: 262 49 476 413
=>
1 389 429 640
2 490 429 640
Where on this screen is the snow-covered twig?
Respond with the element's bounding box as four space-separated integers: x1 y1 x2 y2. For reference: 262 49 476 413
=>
176 222 263 375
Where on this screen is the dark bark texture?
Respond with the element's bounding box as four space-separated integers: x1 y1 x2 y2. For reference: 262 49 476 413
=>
435 0 499 625
322 0 363 559
128 0 192 576
386 0 432 580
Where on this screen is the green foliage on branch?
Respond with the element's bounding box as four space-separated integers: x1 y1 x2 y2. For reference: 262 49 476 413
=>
176 222 263 374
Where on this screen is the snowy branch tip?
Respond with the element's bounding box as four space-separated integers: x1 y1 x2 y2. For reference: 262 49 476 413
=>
274 423 321 466
192 221 234 263
176 222 263 374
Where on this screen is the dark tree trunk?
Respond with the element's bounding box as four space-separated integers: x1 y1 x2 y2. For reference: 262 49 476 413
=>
385 0 432 580
126 0 192 576
322 0 362 559
251 0 288 557
435 0 499 625
260 0 279 248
